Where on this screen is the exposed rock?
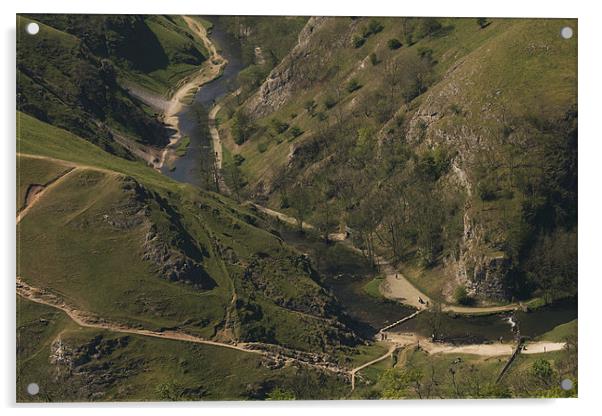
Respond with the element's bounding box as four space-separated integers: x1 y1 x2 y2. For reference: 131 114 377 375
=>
142 224 215 289
244 17 329 118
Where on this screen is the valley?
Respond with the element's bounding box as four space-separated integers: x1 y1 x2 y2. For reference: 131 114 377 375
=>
16 14 577 401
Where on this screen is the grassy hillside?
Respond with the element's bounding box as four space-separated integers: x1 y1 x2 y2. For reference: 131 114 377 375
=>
27 14 208 96
218 17 577 305
17 298 348 401
17 155 71 211
17 112 359 353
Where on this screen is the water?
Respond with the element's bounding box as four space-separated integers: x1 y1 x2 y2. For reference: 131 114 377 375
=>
161 20 243 186
394 297 577 344
278 229 415 337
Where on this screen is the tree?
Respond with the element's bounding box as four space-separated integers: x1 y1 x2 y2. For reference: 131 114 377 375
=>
225 163 245 202
348 197 383 267
380 368 426 399
426 300 444 341
288 185 313 232
231 110 252 144
313 178 339 242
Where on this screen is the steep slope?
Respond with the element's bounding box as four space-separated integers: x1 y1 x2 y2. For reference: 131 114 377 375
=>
17 15 211 159
217 17 577 304
17 112 360 354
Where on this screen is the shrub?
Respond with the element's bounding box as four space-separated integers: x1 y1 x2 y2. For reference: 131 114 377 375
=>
369 52 379 66
477 180 498 201
257 142 268 153
352 35 366 48
387 38 402 50
347 79 362 93
233 154 245 166
477 18 490 29
270 118 289 134
323 96 337 109
289 126 304 138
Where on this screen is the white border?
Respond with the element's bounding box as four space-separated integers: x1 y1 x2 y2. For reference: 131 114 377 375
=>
2 0 600 414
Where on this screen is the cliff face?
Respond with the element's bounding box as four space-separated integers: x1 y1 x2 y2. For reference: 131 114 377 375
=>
228 17 577 302
244 17 330 118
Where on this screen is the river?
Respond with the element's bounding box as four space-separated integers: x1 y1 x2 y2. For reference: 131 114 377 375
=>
160 19 243 186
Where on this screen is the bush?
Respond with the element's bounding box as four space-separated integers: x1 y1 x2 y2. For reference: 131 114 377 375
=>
257 142 268 153
477 18 490 29
387 38 402 50
270 118 289 134
323 96 337 109
233 154 245 165
347 79 362 93
454 286 474 306
369 52 379 66
477 181 498 201
352 35 366 48
289 126 303 138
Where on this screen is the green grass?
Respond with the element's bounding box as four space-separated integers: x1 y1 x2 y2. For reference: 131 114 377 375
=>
17 112 359 353
17 297 349 402
362 275 385 298
16 155 71 211
537 319 577 342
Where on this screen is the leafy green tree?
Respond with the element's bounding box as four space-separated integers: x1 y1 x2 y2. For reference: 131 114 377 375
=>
380 368 425 399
